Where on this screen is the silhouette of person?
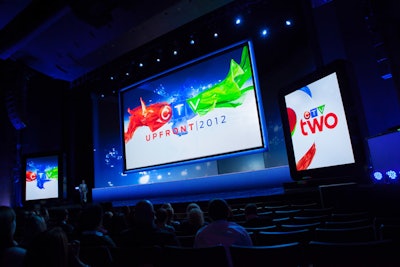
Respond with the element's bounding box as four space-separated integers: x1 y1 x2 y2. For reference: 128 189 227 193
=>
79 180 88 204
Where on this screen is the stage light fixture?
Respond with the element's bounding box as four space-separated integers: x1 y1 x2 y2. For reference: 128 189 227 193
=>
139 63 144 67
173 50 178 56
235 17 242 25
285 19 293 26
386 170 397 180
213 32 219 38
373 171 383 181
260 28 269 38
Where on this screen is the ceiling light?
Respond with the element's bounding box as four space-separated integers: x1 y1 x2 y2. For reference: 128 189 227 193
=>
235 17 242 25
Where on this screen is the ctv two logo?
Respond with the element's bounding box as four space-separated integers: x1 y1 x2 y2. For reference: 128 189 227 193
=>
300 104 338 136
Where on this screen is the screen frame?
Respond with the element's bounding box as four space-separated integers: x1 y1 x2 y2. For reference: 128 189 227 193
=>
119 39 268 173
22 151 64 204
278 60 367 181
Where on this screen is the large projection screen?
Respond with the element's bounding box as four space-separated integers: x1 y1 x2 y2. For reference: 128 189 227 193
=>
120 40 268 173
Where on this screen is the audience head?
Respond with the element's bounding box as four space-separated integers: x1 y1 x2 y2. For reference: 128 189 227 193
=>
78 203 104 231
208 198 231 221
188 208 205 227
244 203 258 217
20 212 47 248
155 207 168 225
54 208 69 223
186 203 201 214
134 200 155 225
160 202 175 221
38 206 50 224
0 206 17 249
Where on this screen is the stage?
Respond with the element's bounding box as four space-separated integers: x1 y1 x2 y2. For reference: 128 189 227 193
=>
92 166 293 207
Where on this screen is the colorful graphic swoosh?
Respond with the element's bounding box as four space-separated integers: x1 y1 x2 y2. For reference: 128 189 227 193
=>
289 86 317 171
124 46 254 143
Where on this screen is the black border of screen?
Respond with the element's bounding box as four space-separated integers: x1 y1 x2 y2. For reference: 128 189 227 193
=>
278 59 368 182
21 151 64 205
119 39 268 173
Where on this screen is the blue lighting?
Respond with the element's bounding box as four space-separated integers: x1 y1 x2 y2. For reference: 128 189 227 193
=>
190 39 195 45
285 20 292 26
260 28 269 38
386 170 397 180
214 32 219 38
373 171 383 181
173 50 178 56
235 18 242 25
381 73 392 80
139 63 143 67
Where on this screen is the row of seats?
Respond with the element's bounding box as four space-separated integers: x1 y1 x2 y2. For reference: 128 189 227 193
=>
79 239 398 267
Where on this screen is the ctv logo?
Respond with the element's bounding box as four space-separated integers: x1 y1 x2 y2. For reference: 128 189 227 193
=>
300 104 338 136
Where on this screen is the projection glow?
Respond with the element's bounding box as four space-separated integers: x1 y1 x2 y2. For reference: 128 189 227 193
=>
120 41 267 172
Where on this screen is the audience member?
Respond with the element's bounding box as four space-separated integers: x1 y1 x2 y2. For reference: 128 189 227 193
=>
0 206 26 267
99 205 131 247
53 208 75 241
160 202 181 229
75 204 116 248
118 199 180 248
38 206 50 226
19 212 47 249
179 203 207 235
194 198 253 248
23 226 88 267
241 203 273 227
155 207 176 233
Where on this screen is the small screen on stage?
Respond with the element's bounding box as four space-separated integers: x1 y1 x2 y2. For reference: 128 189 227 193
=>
23 153 60 202
279 60 365 181
119 40 267 173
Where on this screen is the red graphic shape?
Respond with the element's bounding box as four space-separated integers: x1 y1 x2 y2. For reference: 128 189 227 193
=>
125 98 172 143
26 171 37 182
296 143 316 171
287 107 297 135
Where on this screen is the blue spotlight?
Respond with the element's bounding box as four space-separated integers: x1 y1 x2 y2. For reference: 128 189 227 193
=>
190 39 195 45
173 50 178 56
213 32 219 38
139 63 143 67
235 17 242 25
373 171 383 181
260 28 269 38
285 19 293 26
387 170 397 180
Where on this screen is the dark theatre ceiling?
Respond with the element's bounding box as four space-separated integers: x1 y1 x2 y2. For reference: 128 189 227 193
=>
0 0 235 83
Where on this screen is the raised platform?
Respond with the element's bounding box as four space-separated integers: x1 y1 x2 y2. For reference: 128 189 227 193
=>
92 166 293 207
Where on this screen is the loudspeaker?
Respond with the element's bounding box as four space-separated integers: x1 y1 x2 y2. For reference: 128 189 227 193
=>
4 73 28 130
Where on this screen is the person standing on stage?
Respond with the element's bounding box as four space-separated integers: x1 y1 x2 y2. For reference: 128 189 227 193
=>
79 179 88 204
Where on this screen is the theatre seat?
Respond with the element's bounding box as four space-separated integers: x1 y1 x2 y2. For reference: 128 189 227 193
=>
163 245 230 267
229 242 302 267
313 224 377 243
79 246 113 267
306 239 396 267
256 228 311 246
